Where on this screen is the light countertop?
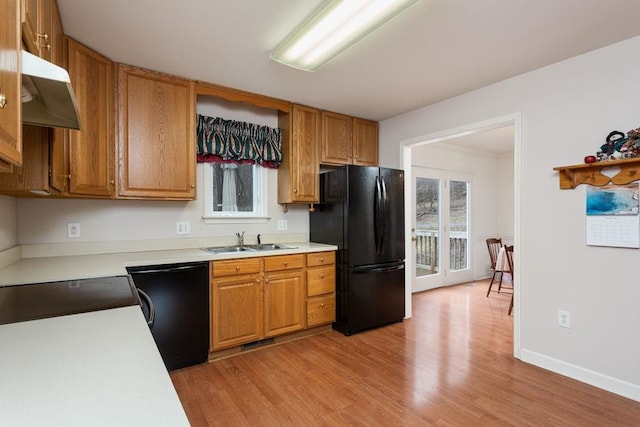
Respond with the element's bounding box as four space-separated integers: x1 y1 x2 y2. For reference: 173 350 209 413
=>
0 306 189 426
0 242 337 286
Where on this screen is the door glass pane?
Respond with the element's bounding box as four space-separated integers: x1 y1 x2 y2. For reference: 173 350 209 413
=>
449 180 469 271
415 177 440 277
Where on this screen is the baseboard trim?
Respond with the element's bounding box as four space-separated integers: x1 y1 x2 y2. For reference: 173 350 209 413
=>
521 349 640 402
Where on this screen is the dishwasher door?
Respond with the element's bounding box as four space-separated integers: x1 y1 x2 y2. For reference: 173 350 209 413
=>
127 262 209 371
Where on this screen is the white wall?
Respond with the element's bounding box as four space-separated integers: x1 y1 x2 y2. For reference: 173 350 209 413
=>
0 195 18 251
380 36 640 400
412 143 513 279
16 97 309 247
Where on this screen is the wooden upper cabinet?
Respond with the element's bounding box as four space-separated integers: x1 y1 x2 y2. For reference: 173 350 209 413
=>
321 112 378 167
66 38 115 197
352 118 378 166
321 111 352 165
278 104 319 204
22 0 63 63
0 0 22 167
117 65 196 200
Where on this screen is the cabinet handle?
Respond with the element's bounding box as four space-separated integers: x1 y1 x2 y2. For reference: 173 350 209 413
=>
110 180 115 185
320 273 325 279
320 257 324 263
283 261 288 266
0 93 6 109
235 266 240 271
36 32 49 41
190 184 195 188
293 189 298 194
320 303 325 308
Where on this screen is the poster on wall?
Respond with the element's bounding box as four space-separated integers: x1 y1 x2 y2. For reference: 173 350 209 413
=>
585 183 640 248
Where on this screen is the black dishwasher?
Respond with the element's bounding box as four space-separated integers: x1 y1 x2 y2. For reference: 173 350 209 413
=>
127 262 209 371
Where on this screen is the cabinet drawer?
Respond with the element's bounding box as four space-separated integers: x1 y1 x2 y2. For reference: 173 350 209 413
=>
264 254 305 272
307 295 335 327
306 251 335 267
307 266 335 297
212 258 261 277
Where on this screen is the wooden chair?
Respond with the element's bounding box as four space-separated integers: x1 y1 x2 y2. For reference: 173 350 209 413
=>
504 245 514 315
485 238 503 297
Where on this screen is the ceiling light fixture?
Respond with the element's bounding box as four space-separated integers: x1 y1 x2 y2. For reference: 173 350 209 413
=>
270 0 420 72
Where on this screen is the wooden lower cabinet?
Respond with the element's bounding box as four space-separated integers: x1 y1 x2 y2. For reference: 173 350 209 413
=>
211 258 262 351
306 251 336 327
264 255 305 337
210 251 335 353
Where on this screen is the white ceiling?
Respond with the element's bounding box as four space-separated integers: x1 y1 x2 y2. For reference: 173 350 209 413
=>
56 0 640 153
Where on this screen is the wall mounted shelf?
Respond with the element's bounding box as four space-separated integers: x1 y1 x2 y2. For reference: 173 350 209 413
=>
553 157 640 189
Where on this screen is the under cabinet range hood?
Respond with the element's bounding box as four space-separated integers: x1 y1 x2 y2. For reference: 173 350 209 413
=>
21 50 81 130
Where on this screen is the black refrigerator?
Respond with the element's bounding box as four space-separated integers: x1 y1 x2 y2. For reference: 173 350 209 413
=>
310 165 405 335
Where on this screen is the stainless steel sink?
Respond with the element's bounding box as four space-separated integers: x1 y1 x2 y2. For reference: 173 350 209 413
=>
201 244 297 254
245 244 298 251
201 246 256 254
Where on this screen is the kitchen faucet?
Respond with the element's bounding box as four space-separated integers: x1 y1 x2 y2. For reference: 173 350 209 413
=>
236 231 245 248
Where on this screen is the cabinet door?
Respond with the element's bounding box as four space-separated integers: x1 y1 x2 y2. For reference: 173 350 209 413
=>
0 0 22 167
352 118 378 166
117 65 196 200
321 111 352 165
67 38 115 197
278 104 319 204
211 274 263 350
264 269 305 337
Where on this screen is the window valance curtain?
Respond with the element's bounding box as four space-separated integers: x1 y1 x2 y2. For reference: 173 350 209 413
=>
196 114 282 168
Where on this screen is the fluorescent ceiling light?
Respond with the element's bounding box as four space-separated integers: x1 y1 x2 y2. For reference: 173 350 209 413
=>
270 0 420 71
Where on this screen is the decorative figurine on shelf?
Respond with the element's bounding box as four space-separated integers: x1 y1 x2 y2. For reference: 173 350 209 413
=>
599 131 627 159
622 127 640 158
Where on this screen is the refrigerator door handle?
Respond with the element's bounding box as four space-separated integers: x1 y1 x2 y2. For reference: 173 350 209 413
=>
381 176 388 253
352 263 405 274
374 176 383 253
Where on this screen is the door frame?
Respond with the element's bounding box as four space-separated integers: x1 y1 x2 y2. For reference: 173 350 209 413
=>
400 112 522 359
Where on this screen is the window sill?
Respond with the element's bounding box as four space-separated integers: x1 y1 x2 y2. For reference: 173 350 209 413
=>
202 216 271 224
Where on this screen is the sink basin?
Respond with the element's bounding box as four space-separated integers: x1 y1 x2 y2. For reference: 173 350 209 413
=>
201 246 256 254
202 244 297 254
246 244 298 251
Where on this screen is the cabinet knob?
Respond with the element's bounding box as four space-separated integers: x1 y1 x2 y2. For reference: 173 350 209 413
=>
265 278 269 283
320 303 325 308
293 189 298 194
190 184 195 188
320 273 325 279
320 257 324 263
235 265 240 271
283 261 288 266
0 93 6 109
37 32 49 41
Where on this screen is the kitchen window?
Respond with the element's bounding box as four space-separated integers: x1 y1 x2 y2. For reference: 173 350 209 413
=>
203 162 268 223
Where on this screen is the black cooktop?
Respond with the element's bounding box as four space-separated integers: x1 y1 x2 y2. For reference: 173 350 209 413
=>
0 275 141 325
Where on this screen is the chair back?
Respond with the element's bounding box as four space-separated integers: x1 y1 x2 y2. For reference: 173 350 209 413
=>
504 245 514 275
486 238 502 269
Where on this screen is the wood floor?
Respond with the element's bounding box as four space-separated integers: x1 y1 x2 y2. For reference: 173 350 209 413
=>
170 280 640 426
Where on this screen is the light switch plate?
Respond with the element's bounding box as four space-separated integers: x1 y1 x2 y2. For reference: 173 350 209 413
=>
67 223 80 239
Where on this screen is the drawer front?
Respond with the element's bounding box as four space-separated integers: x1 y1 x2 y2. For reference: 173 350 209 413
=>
306 251 335 267
307 295 335 327
264 254 305 272
212 258 261 277
307 266 335 297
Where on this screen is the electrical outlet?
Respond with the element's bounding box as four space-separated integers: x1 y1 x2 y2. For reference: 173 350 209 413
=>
176 221 191 235
67 223 80 239
277 219 288 231
558 310 571 328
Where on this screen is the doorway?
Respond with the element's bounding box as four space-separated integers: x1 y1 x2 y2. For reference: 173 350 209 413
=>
401 113 521 358
412 166 473 292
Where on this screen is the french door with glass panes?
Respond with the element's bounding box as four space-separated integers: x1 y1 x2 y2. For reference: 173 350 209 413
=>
412 167 473 292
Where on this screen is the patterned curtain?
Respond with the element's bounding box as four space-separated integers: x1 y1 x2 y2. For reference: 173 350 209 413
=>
196 114 282 168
